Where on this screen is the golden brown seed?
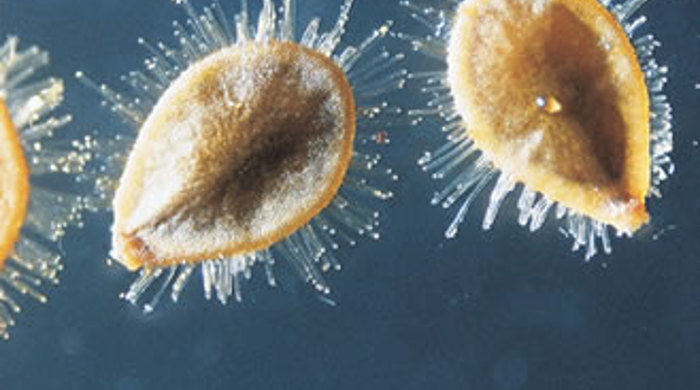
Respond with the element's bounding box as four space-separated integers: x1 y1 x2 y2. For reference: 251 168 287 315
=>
447 0 651 232
112 41 356 270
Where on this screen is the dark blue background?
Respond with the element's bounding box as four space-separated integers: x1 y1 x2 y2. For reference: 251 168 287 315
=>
0 0 698 389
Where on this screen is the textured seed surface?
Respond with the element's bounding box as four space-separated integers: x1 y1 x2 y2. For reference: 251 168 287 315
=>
113 41 356 269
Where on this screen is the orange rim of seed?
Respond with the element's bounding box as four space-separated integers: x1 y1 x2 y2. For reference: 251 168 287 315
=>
116 42 356 270
0 98 30 270
448 0 651 232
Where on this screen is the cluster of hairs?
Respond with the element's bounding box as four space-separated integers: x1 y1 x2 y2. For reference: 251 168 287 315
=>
0 37 93 338
78 0 406 311
400 0 673 260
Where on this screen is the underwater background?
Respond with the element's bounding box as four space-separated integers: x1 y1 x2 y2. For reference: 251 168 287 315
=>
0 0 699 389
